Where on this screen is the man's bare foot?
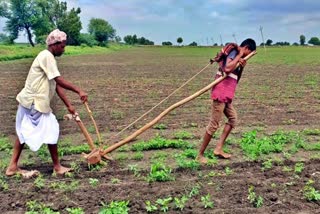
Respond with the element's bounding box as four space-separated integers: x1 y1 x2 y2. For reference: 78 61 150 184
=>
6 167 40 179
196 155 208 164
54 165 72 175
213 150 232 159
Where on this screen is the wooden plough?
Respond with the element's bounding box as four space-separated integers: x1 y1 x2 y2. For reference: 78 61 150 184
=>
80 51 257 164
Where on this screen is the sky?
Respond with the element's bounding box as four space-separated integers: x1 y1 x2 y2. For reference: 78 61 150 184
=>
1 0 320 45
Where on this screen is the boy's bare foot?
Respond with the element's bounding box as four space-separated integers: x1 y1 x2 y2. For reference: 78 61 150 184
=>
213 150 232 159
196 155 208 164
54 165 72 175
6 167 40 179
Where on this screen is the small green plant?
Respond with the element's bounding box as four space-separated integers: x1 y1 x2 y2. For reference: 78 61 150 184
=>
262 159 273 170
189 184 201 198
145 200 157 212
66 207 85 214
131 135 192 151
34 175 45 189
147 162 174 182
225 167 233 175
132 151 144 160
174 195 188 211
49 181 79 192
110 109 124 120
26 200 58 214
174 130 194 139
175 154 200 170
294 162 304 174
153 123 167 130
99 200 129 214
156 197 172 212
282 166 292 172
88 161 107 171
89 178 99 187
111 178 121 184
303 180 320 201
200 193 214 209
70 161 81 173
247 185 264 208
0 179 9 191
128 164 141 177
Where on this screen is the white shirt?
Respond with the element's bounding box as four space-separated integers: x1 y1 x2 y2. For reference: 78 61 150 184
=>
16 50 61 113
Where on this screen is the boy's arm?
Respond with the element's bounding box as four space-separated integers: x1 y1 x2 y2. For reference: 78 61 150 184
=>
54 76 88 102
56 85 76 114
223 48 245 73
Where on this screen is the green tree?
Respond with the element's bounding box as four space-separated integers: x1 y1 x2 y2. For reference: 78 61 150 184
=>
36 0 82 45
162 41 172 46
177 37 183 45
266 39 273 46
123 35 133 44
0 0 41 46
300 35 306 46
188 41 197 46
88 18 115 45
308 37 320 45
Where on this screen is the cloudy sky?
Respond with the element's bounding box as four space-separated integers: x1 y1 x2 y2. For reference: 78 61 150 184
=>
1 0 319 45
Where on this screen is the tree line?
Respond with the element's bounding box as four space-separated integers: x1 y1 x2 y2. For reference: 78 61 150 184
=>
0 0 155 47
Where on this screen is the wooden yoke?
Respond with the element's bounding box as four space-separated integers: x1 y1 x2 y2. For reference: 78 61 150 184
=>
101 51 257 156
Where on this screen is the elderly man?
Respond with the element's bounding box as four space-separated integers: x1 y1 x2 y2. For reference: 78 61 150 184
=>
6 29 88 178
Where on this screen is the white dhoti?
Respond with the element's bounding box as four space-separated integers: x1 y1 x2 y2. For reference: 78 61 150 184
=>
16 104 59 151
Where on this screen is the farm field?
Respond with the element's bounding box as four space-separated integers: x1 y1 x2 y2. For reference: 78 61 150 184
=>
0 46 319 213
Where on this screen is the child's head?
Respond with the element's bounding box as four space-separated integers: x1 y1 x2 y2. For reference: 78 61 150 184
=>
46 29 67 57
240 38 256 56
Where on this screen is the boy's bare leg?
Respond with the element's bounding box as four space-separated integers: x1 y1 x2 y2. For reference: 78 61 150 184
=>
196 132 212 164
48 144 71 175
214 124 232 158
6 138 24 176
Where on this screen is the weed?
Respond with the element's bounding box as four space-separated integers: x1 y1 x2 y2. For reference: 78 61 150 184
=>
49 181 79 192
145 200 157 212
153 123 167 130
225 167 233 175
282 166 292 172
247 185 264 208
175 153 200 170
174 130 194 139
189 184 201 198
88 161 107 171
132 151 144 160
115 153 129 161
294 162 304 174
240 130 300 160
99 200 129 214
174 195 188 211
70 161 81 174
111 178 121 184
302 129 320 136
262 159 273 171
0 179 9 191
26 200 58 214
0 135 12 152
66 207 85 214
156 197 172 212
303 180 320 201
132 135 192 151
200 193 214 209
89 178 99 187
147 162 174 182
128 164 141 177
34 175 45 189
110 109 124 120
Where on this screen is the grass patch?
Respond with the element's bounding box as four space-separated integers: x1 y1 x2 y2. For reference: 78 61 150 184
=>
240 130 304 160
0 43 130 62
131 135 193 151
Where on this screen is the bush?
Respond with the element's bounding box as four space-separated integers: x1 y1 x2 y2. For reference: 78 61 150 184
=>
80 33 98 47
